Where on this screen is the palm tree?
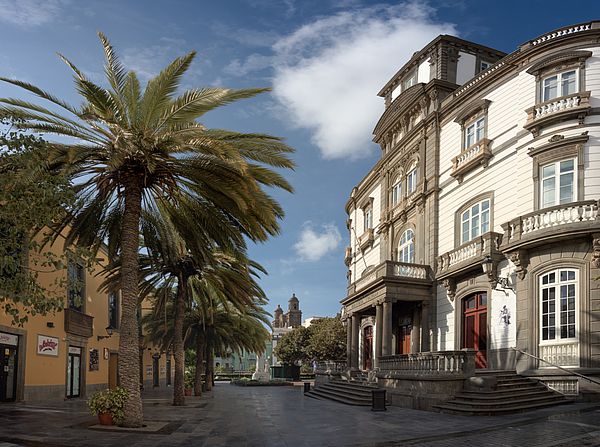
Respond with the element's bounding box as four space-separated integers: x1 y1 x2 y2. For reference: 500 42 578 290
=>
0 34 293 426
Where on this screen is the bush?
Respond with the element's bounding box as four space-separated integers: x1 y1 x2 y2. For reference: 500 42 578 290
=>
87 387 128 425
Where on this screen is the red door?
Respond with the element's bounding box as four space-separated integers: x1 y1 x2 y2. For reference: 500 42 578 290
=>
397 325 412 354
463 293 487 368
363 326 373 370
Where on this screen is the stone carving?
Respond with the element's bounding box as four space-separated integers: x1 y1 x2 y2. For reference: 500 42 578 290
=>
548 134 564 142
508 250 528 279
442 278 456 301
252 354 270 382
592 234 600 268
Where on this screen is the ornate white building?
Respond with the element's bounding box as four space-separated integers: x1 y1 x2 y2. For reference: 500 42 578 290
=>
342 21 600 400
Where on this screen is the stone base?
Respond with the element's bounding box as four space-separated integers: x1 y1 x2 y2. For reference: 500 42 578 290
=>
252 371 270 382
378 375 466 411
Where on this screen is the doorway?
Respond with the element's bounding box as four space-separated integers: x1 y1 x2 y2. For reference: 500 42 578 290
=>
67 346 82 398
362 326 373 370
152 354 160 387
0 344 18 402
397 325 412 354
108 353 118 389
463 292 487 368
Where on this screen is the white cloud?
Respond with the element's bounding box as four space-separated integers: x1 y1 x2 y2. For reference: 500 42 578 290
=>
0 0 68 27
293 222 341 262
231 3 456 159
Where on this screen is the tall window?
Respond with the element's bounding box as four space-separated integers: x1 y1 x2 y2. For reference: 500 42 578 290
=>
479 60 492 71
406 168 417 195
398 229 415 263
403 71 417 90
363 207 373 231
542 70 577 102
465 117 485 148
108 291 119 329
541 159 576 208
540 269 577 342
461 199 490 244
67 261 85 312
391 180 402 206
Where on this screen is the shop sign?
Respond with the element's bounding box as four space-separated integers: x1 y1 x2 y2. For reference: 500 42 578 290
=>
37 335 59 356
0 332 18 347
69 346 82 355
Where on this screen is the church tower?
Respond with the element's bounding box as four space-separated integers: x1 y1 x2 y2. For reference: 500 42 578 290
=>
286 293 302 328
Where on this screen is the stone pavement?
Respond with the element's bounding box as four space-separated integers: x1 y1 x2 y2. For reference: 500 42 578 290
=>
0 383 599 446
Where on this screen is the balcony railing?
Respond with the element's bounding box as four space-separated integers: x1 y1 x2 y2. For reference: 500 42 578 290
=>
524 91 591 136
539 342 580 368
378 350 476 377
524 22 594 48
358 228 374 251
437 232 503 280
500 200 599 250
348 260 432 295
450 138 493 182
64 308 94 338
315 360 347 375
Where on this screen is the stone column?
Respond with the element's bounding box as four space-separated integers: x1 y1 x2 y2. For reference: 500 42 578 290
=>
374 304 383 367
346 318 352 368
421 301 430 352
411 304 421 354
382 301 393 356
351 314 360 370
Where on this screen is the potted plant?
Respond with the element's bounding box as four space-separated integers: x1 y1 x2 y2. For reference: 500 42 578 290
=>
184 370 194 396
87 387 128 426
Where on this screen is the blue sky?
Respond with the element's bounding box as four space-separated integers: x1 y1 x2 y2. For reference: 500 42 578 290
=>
0 0 598 320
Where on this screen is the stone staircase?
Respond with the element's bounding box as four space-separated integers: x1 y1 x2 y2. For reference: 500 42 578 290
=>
305 379 378 406
434 370 574 415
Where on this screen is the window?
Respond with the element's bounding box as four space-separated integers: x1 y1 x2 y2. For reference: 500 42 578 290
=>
406 168 417 195
480 60 492 71
542 70 577 102
540 269 577 342
391 180 402 206
465 117 485 148
403 71 417 90
363 207 373 230
398 229 415 263
461 199 490 244
67 261 85 312
108 291 119 329
541 158 576 208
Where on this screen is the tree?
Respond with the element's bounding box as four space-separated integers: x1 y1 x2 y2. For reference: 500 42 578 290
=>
274 317 346 364
0 34 293 426
0 115 78 325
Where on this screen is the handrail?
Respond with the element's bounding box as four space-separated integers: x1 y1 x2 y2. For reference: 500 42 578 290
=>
511 347 600 387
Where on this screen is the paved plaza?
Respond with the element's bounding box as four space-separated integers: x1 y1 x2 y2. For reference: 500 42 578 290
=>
0 384 599 446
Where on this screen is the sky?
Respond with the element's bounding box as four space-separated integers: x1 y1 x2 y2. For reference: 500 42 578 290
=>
0 0 598 320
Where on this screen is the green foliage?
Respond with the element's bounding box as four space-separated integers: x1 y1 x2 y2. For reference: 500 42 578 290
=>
87 387 129 424
0 114 81 325
184 367 195 389
274 317 346 364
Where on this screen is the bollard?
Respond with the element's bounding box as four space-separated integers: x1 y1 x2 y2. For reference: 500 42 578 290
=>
303 382 311 393
371 389 386 411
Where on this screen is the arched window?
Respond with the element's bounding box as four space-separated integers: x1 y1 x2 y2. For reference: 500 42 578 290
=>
398 229 414 263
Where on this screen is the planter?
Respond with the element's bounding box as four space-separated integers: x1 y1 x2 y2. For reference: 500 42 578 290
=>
98 413 114 426
184 388 192 396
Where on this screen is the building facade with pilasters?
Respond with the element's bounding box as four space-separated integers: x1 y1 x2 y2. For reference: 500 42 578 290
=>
343 21 600 396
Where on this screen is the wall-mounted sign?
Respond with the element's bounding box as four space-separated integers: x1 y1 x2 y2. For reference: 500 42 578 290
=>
0 332 18 347
37 335 59 356
103 347 109 360
89 349 99 371
69 346 82 355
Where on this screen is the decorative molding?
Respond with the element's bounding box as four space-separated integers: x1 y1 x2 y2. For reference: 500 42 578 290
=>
508 250 529 280
442 278 456 301
454 98 492 125
592 234 600 268
526 50 592 76
527 131 589 158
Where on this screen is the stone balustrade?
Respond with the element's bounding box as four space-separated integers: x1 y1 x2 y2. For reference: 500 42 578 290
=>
539 342 580 368
315 360 347 375
437 232 503 279
501 201 599 249
349 261 432 295
534 94 581 119
451 139 493 182
378 350 476 377
524 92 591 135
529 23 592 46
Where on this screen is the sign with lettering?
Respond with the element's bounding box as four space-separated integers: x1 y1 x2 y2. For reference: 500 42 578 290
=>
69 346 82 355
0 332 18 347
37 335 59 356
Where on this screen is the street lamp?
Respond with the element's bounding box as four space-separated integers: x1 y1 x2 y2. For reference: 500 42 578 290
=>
97 326 114 341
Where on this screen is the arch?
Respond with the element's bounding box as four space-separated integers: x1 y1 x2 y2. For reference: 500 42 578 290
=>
398 228 415 263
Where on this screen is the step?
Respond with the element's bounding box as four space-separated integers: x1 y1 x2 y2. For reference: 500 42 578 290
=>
331 379 379 389
326 381 378 392
434 398 573 416
444 393 566 409
460 384 548 396
318 384 373 399
475 369 517 376
307 389 371 406
496 379 540 387
454 389 557 402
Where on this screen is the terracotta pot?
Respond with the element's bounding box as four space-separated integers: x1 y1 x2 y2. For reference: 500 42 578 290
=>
98 413 114 426
184 388 193 396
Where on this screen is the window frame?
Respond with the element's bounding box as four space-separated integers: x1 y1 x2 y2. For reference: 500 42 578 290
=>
539 268 578 345
398 229 415 264
391 178 402 207
540 158 577 209
108 290 120 330
454 192 494 247
402 70 417 91
541 69 578 102
67 260 85 313
460 198 491 244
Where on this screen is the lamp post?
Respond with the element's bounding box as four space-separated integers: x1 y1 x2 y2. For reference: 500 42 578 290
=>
97 326 114 341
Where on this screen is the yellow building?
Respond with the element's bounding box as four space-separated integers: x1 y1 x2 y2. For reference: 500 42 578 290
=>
0 232 121 402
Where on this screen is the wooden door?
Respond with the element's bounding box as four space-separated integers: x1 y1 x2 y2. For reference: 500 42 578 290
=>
362 326 373 370
108 353 118 389
0 345 17 402
463 293 487 368
397 325 412 354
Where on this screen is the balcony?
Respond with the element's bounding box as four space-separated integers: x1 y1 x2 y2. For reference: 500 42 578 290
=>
450 139 493 183
524 91 591 136
64 308 94 338
437 232 504 281
346 260 432 300
500 200 599 252
358 228 374 251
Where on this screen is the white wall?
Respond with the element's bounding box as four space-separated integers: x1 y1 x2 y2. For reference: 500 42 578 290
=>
418 60 430 84
456 51 476 85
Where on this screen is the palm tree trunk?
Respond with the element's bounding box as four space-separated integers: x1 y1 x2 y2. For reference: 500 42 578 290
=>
172 274 186 406
194 331 204 396
205 331 213 391
118 179 144 427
